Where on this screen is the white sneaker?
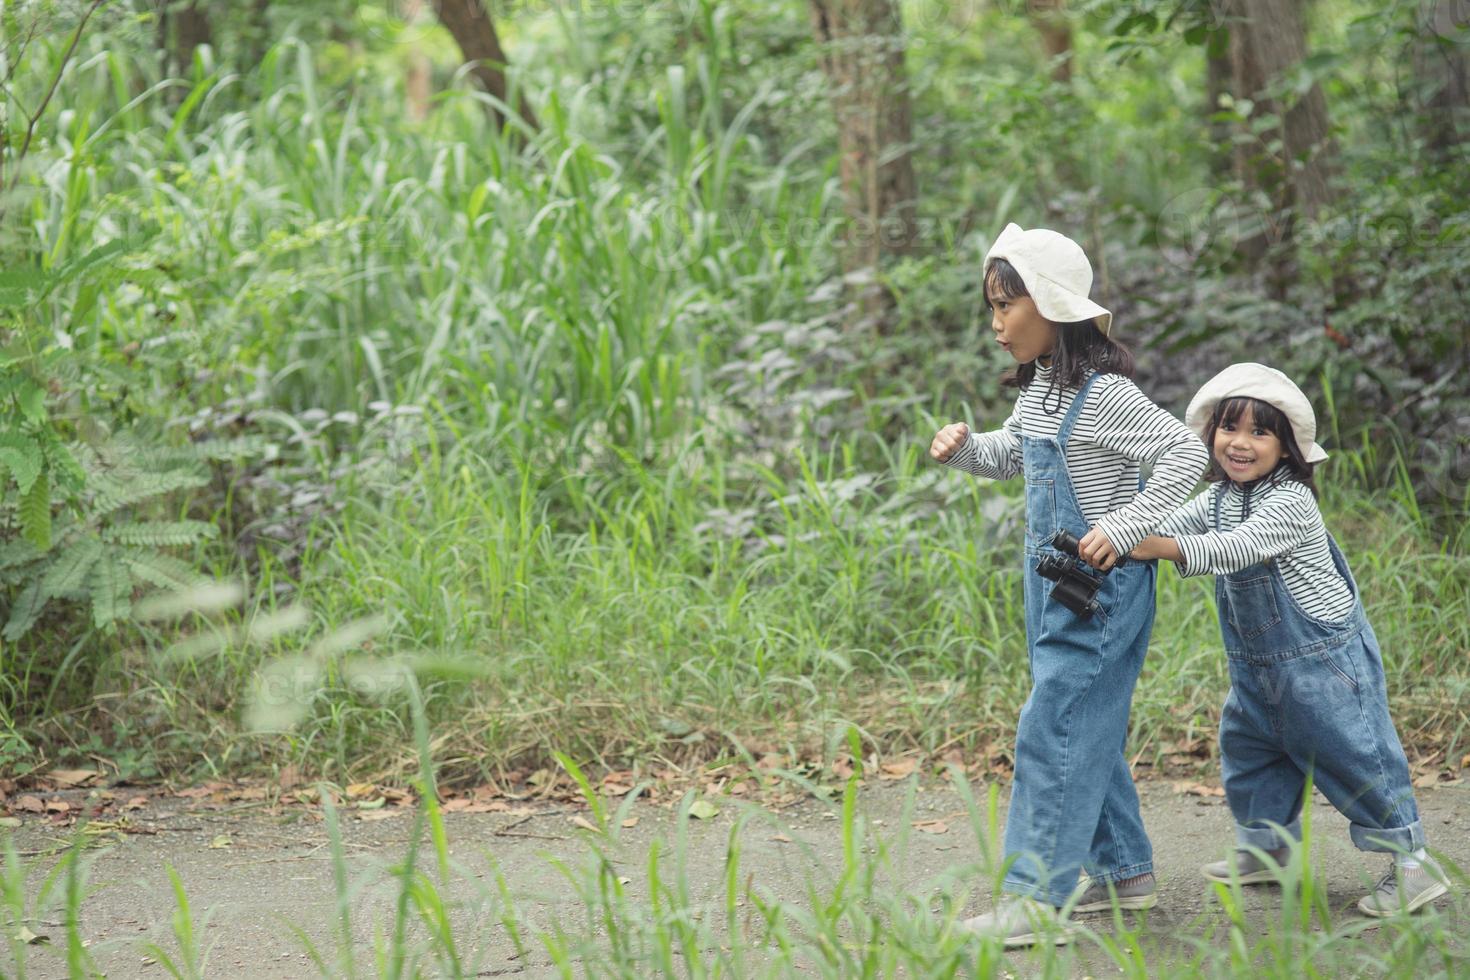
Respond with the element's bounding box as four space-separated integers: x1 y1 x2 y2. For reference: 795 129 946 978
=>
1200 847 1289 885
958 896 1074 948
1357 857 1451 917
1073 872 1158 913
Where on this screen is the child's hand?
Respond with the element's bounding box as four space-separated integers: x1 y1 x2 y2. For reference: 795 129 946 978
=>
930 422 970 463
1078 527 1119 571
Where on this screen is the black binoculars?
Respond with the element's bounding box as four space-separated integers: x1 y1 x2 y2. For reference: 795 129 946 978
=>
1036 530 1123 619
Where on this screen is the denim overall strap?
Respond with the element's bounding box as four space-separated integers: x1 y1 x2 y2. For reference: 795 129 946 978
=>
1020 372 1101 556
1054 370 1100 449
1211 483 1364 660
1004 370 1159 906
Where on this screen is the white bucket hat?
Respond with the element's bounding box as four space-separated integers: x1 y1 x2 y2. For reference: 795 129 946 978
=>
983 222 1113 336
1185 362 1330 463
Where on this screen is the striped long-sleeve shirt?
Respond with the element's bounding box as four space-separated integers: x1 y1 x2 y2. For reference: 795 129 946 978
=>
942 365 1209 554
1157 470 1355 622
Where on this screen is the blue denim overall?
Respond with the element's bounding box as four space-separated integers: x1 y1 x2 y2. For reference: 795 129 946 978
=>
1211 485 1424 853
1002 372 1159 907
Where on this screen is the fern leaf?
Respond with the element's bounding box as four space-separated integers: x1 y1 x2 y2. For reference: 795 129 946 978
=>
41 536 102 598
3 579 48 641
40 431 87 492
0 431 43 494
90 469 209 518
0 537 40 570
20 469 50 551
103 520 218 547
126 551 205 591
90 555 131 629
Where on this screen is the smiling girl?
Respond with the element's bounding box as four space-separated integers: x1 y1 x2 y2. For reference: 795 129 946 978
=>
1132 363 1451 917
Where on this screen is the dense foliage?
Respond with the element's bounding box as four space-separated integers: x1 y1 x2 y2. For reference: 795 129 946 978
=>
0 0 1465 785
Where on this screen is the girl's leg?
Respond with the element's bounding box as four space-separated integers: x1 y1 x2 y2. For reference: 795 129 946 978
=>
1082 567 1156 886
1281 628 1422 853
1220 674 1307 849
1004 567 1154 907
1082 746 1153 884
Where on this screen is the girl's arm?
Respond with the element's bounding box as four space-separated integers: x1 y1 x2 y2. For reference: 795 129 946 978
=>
1085 378 1210 555
940 401 1024 480
1129 492 1212 562
1169 483 1320 578
1156 491 1212 537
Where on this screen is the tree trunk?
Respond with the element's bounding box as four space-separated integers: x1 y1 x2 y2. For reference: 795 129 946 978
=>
1029 0 1072 85
159 1 212 107
1410 5 1470 158
1205 28 1232 179
406 51 433 123
169 2 212 75
1222 0 1334 275
432 0 537 131
808 0 919 331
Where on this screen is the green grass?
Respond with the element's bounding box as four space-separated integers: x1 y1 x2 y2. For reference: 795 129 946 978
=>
3 758 1467 977
0 6 1466 801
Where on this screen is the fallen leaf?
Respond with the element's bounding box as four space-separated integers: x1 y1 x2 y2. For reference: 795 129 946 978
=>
1414 773 1439 789
601 783 634 797
1461 753 1470 770
0 817 21 828
175 787 213 799
17 926 46 945
207 835 231 849
13 796 44 813
617 876 630 885
569 815 599 832
688 800 719 821
46 769 99 788
879 759 917 780
913 819 949 835
621 817 639 828
44 800 70 813
124 796 148 811
441 798 472 812
1173 781 1225 798
356 810 402 822
346 783 377 800
278 764 301 791
770 833 793 843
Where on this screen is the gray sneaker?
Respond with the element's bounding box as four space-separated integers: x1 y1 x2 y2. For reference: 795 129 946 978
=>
1200 847 1289 884
1073 872 1157 913
957 897 1075 948
1357 857 1450 917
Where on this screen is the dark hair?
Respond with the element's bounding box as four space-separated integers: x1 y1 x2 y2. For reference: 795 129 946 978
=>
1202 396 1318 497
984 258 1134 413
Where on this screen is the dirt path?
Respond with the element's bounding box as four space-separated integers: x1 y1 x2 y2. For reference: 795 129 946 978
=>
6 778 1467 978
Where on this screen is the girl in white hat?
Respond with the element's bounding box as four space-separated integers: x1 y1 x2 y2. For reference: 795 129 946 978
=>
1131 362 1450 916
930 224 1209 945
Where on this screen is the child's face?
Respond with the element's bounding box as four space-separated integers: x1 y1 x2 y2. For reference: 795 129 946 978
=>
986 290 1057 365
1213 404 1285 483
